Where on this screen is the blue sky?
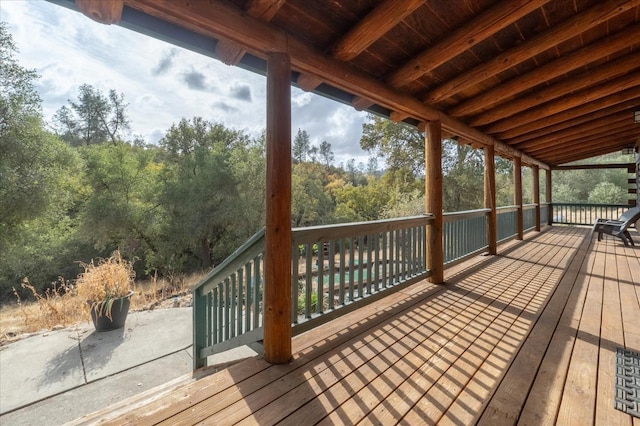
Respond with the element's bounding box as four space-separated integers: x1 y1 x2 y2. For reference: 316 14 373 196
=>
0 0 370 165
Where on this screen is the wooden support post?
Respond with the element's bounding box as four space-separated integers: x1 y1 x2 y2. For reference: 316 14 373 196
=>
533 165 540 231
264 52 292 364
484 145 497 254
425 120 444 284
514 156 523 240
546 169 553 224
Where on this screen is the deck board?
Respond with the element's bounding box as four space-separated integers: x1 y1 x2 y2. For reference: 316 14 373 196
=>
70 226 640 426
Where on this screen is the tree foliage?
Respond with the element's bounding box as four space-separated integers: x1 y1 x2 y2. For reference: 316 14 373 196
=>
54 84 130 146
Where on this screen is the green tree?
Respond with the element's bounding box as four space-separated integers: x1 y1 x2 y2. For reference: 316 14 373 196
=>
0 24 90 299
442 141 484 211
318 140 334 169
77 142 161 265
360 114 424 178
54 84 130 146
292 162 334 226
292 128 310 163
333 177 391 222
0 23 76 247
588 182 626 204
158 118 245 271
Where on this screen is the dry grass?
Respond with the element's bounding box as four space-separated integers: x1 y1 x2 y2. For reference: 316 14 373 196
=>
0 271 206 345
76 251 134 304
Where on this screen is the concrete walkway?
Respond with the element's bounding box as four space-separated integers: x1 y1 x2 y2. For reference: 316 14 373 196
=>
0 307 257 425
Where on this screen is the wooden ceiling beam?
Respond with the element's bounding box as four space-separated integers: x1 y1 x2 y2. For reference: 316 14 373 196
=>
553 163 636 171
542 137 638 165
214 0 286 65
332 0 425 62
520 115 633 152
423 0 640 104
531 127 639 158
505 100 640 145
483 70 640 134
295 74 324 91
450 24 640 117
76 0 123 24
297 0 425 93
470 53 640 127
385 0 550 88
493 86 640 140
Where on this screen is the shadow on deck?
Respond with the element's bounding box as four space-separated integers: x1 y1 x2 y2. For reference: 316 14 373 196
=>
71 226 640 425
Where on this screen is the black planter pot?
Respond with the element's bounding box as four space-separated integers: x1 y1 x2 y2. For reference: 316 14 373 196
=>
89 291 133 332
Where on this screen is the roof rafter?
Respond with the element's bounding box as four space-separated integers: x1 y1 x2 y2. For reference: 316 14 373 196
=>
384 0 551 88
506 99 640 145
450 25 640 117
483 70 640 134
470 52 640 127
423 0 640 104
496 88 640 140
296 0 425 92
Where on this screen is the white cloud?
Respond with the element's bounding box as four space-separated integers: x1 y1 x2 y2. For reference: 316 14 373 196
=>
1 0 369 157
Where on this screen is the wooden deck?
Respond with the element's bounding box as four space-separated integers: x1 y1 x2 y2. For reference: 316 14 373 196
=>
73 226 640 425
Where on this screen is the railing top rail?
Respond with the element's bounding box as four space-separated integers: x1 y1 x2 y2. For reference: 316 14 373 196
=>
195 227 265 295
496 205 519 212
522 203 537 209
551 202 631 208
293 214 434 243
443 208 490 222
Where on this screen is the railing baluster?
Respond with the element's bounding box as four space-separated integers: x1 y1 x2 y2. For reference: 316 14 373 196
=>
328 242 335 310
382 232 388 289
305 243 313 319
318 241 324 314
291 246 299 323
236 268 243 335
348 237 355 301
339 238 345 306
357 235 364 299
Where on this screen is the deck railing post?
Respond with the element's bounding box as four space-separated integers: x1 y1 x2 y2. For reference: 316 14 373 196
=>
484 145 497 254
425 120 444 283
264 52 292 364
533 164 540 231
514 156 524 240
193 287 207 370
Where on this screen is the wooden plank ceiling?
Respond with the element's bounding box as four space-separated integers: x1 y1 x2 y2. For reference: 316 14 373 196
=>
78 0 640 167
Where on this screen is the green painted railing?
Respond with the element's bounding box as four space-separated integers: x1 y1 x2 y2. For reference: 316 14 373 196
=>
541 203 550 226
193 228 265 369
193 215 434 368
291 215 432 335
443 209 489 265
497 206 518 242
523 204 537 231
193 205 553 368
551 203 631 226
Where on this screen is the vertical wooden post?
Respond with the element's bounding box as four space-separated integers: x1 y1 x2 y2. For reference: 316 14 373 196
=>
484 145 497 255
546 169 553 224
264 52 292 364
514 156 523 240
533 165 540 231
425 121 444 284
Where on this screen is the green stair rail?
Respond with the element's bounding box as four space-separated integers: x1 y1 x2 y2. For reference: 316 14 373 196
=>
193 228 265 369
